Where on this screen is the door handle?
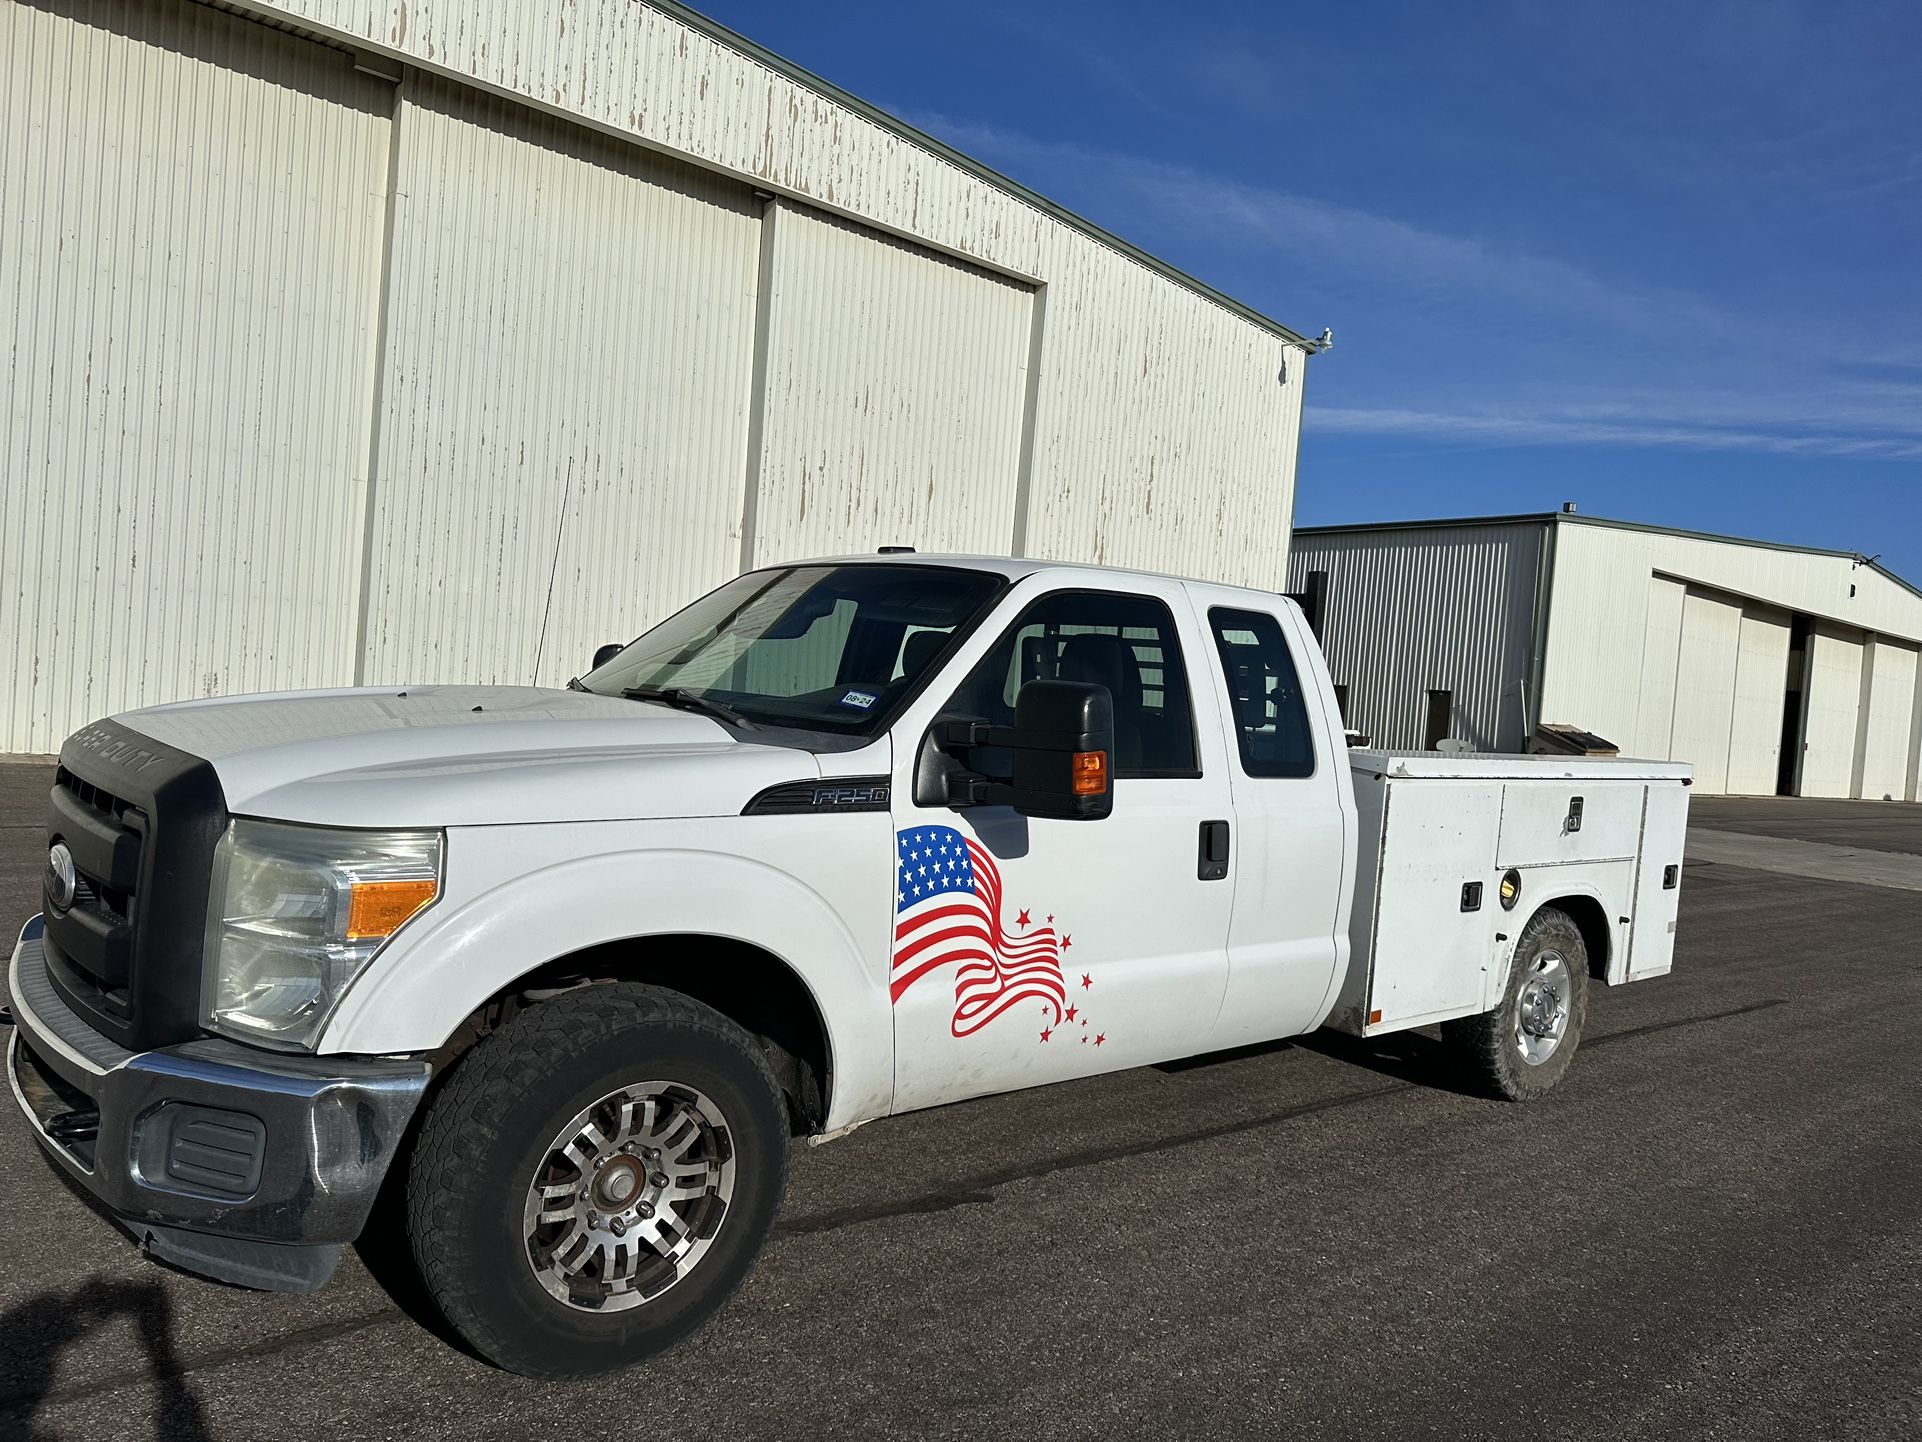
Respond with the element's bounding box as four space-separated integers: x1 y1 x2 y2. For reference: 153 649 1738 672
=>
1197 820 1231 881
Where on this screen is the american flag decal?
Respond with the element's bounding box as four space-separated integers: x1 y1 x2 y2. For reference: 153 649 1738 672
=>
892 826 1073 1038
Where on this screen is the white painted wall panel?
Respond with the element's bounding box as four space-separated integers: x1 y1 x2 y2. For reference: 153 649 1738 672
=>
359 75 762 689
1726 604 1791 796
1287 523 1544 751
0 0 391 753
1856 637 1917 801
1799 623 1864 798
749 204 1031 565
1668 589 1741 794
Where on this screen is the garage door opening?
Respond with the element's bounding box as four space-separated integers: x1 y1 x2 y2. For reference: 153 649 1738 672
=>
1776 614 1812 795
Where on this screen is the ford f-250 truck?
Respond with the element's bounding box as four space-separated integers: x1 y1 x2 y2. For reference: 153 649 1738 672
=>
8 555 1690 1377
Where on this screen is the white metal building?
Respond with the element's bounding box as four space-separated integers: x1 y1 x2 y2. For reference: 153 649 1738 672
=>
1289 511 1922 800
0 0 1317 754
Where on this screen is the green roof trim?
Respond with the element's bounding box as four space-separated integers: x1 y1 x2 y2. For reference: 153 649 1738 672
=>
1294 511 1922 604
660 1 1313 348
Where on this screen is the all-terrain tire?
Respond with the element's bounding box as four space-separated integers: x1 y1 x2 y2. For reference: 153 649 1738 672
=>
403 982 789 1378
1441 905 1590 1101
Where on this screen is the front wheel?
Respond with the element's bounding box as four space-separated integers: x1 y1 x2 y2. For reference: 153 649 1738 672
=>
1441 905 1590 1101
403 982 790 1377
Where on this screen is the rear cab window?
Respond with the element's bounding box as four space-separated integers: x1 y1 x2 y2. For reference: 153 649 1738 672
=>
1207 606 1317 778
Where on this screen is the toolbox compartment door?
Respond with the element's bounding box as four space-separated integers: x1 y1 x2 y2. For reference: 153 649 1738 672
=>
1496 781 1642 868
1352 780 1503 1032
1626 783 1689 979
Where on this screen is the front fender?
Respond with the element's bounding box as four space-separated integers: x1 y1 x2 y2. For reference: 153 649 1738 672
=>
316 820 894 1130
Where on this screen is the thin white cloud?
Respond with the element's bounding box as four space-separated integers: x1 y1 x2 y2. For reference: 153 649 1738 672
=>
1310 406 1922 459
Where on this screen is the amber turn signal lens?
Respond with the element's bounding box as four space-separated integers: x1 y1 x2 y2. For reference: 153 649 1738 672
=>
346 878 438 939
1071 750 1108 796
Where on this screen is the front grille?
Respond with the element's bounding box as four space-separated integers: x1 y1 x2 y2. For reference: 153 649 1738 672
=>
55 765 138 824
44 720 228 1051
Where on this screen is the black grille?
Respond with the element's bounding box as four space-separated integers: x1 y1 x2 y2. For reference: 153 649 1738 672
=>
45 720 228 1051
55 766 139 824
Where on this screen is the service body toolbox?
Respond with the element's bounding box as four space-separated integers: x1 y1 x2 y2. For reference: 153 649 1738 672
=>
1336 751 1690 1036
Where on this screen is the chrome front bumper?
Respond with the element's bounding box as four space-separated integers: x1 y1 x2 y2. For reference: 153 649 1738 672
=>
7 916 430 1292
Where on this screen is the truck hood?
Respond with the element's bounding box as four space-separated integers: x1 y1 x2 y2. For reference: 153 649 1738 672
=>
116 685 818 827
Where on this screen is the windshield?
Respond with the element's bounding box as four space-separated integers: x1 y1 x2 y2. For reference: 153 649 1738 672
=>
581 564 1006 735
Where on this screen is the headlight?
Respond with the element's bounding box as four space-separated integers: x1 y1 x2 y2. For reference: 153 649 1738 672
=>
204 819 441 1050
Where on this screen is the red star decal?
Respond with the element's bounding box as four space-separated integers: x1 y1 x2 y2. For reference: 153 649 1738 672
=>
1093 1033 1106 1046
1064 1004 1078 1022
1016 909 1031 927
1081 1035 1088 1043
1080 973 1093 989
1040 1026 1053 1042
1062 934 1072 949
1046 914 1054 925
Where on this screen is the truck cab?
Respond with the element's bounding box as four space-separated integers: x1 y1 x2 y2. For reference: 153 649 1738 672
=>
8 554 1686 1377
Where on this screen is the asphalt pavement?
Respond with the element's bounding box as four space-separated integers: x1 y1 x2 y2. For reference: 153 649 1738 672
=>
1 763 1917 1440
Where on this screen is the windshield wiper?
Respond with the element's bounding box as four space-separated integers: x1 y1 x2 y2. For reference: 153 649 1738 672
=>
621 685 756 730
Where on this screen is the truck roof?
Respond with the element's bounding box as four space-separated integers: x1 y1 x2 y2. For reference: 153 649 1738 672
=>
792 551 1291 601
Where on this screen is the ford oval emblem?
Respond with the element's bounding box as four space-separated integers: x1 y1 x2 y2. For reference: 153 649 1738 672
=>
47 842 78 911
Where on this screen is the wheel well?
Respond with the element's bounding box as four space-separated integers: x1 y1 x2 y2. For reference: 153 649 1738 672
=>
431 935 834 1136
1537 894 1612 980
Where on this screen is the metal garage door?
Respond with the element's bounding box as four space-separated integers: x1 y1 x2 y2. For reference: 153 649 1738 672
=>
356 75 764 689
1798 622 1864 798
1668 588 1742 793
747 203 1035 566
1726 603 1791 795
1856 637 1918 801
0 0 392 753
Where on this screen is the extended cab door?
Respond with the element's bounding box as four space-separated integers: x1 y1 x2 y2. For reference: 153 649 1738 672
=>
1184 587 1351 1048
886 577 1237 1113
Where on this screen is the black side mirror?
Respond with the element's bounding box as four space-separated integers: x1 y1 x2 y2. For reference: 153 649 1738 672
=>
932 679 1114 821
591 642 624 670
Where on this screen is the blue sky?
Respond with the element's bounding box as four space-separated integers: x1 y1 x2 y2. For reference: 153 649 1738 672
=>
706 0 1922 583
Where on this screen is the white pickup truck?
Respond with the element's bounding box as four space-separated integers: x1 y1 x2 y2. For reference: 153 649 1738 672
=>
9 554 1690 1377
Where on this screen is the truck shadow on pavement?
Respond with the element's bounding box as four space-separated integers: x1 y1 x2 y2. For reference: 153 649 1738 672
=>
0 1276 211 1441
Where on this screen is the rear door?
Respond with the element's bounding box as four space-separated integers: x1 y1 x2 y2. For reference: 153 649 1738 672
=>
887 577 1237 1113
1186 589 1350 1049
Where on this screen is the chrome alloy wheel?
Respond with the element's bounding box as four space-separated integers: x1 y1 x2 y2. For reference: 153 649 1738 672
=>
1514 950 1572 1067
522 1082 736 1312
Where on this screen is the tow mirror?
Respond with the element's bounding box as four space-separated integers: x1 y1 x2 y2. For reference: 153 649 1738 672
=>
591 642 624 670
936 679 1114 821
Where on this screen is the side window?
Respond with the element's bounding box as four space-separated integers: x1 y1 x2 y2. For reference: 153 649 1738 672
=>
1208 607 1316 778
946 591 1199 778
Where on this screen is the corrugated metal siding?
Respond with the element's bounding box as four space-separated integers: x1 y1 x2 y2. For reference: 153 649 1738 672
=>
1799 623 1863 798
244 0 1310 590
358 74 762 689
1286 523 1544 751
748 204 1032 565
1856 637 1917 801
1 0 391 753
1023 256 1301 585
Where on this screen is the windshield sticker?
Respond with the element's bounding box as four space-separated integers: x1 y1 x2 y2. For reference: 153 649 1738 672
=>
838 689 878 710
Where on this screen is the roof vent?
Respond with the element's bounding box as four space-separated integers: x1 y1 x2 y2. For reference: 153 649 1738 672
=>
877 545 916 554
1562 501 1578 514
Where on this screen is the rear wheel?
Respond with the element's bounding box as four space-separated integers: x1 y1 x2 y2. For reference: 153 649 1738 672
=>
1442 905 1589 1101
404 982 789 1377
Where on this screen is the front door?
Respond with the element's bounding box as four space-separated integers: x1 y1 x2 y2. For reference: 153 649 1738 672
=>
888 581 1237 1114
